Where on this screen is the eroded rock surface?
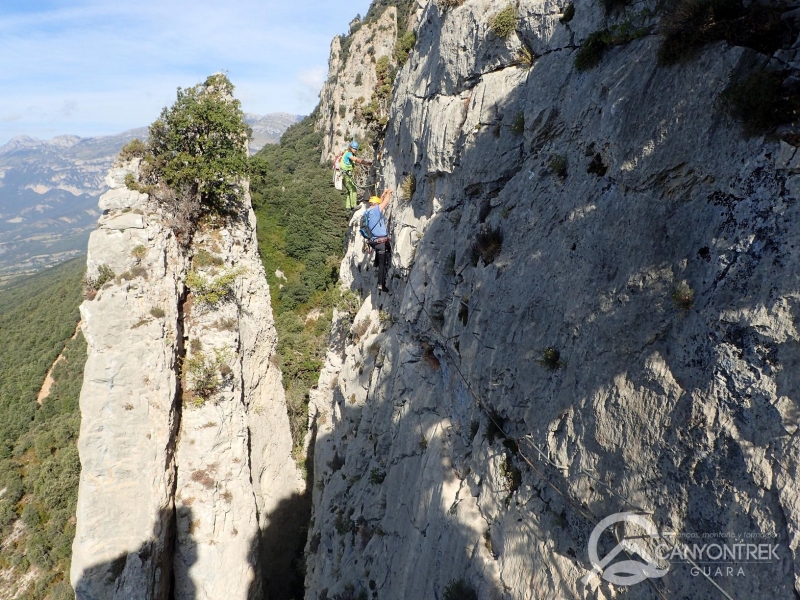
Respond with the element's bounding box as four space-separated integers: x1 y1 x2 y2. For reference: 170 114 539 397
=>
306 1 800 599
71 165 302 599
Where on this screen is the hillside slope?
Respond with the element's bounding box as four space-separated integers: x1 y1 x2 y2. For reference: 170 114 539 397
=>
0 258 85 600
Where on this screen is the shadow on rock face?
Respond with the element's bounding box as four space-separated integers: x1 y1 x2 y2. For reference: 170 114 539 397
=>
72 507 197 600
248 413 316 600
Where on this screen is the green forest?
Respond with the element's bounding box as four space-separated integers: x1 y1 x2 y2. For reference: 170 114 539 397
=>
0 258 86 599
249 109 352 454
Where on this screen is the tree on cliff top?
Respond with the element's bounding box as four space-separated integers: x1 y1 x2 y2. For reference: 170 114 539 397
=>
124 74 250 239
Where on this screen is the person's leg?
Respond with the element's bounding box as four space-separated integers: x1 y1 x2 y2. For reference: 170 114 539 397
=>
376 242 389 291
343 173 357 209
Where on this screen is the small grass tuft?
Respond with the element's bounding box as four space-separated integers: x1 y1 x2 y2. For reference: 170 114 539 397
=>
510 112 525 134
131 245 147 260
548 154 568 179
401 174 416 202
539 347 563 370
369 467 386 484
193 248 224 268
150 307 165 318
489 5 518 39
516 45 535 69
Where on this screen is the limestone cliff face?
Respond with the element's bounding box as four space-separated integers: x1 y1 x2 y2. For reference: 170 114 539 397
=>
317 8 399 163
70 161 302 599
307 1 800 599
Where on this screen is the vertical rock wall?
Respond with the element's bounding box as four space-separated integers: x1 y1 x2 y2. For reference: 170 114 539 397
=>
71 163 302 599
307 1 800 599
317 7 399 163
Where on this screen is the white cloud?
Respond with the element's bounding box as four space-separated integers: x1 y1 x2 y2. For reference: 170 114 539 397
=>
0 0 374 143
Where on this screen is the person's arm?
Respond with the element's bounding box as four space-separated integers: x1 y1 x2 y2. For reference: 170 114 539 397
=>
379 188 393 212
356 156 373 165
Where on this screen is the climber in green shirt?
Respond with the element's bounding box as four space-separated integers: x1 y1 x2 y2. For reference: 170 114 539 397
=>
340 141 372 210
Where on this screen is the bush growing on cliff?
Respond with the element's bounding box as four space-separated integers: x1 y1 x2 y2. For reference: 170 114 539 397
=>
657 0 792 66
489 5 517 39
132 74 249 241
720 70 800 136
395 30 417 66
184 348 231 404
186 267 246 308
437 0 466 9
575 22 649 71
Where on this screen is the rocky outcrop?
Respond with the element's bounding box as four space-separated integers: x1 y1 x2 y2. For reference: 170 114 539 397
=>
71 161 302 599
306 1 800 599
317 8 399 162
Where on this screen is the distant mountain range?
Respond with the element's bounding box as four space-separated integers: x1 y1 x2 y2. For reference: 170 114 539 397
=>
0 113 302 281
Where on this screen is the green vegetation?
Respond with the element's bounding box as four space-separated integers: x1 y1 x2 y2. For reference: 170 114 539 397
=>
400 174 416 202
249 110 352 453
548 153 568 178
443 578 478 600
145 74 249 212
186 267 246 308
489 5 517 39
672 280 695 311
470 227 504 267
118 138 147 162
516 45 535 69
395 30 417 66
85 263 115 294
0 258 85 598
720 70 800 136
124 74 250 245
540 347 563 370
131 244 147 260
658 0 790 66
184 349 231 405
193 248 224 268
510 112 525 135
575 21 649 71
369 467 386 484
438 0 466 8
357 55 397 131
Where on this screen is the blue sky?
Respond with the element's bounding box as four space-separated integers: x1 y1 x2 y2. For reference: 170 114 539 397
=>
0 0 373 145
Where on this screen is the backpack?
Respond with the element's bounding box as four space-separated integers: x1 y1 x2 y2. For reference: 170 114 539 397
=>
359 208 385 245
333 149 347 190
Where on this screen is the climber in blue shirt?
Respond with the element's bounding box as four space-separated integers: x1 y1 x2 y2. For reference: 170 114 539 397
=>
365 189 392 292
